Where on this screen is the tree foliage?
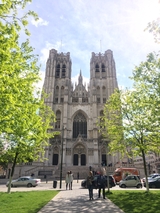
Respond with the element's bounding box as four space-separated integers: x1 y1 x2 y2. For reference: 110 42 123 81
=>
0 0 57 193
146 18 160 43
100 53 160 192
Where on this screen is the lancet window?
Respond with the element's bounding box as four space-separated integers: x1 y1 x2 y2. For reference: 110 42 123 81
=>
73 113 87 138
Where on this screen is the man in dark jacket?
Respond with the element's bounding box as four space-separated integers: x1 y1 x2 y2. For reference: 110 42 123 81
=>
97 173 106 199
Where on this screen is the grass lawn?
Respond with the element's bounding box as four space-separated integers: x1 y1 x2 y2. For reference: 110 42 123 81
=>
106 190 160 213
0 190 59 213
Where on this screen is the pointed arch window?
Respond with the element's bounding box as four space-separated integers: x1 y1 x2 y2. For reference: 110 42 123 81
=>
97 86 100 95
55 86 59 96
73 113 87 138
61 86 64 96
62 64 66 78
56 64 60 78
100 110 104 117
102 86 106 94
95 64 99 72
102 64 105 72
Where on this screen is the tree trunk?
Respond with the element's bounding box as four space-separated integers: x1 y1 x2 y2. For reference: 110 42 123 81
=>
7 152 19 193
142 149 149 192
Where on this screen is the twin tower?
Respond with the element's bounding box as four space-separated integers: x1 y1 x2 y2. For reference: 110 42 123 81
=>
43 49 119 177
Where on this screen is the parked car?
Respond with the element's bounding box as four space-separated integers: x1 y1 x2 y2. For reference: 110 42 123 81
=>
142 173 160 183
6 176 41 187
119 175 142 188
144 176 160 188
81 175 116 188
113 167 139 183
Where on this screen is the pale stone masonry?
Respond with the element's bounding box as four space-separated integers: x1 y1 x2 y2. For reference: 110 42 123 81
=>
11 49 159 178
42 49 121 177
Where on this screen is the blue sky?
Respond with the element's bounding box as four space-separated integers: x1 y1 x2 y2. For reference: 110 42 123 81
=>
24 0 160 89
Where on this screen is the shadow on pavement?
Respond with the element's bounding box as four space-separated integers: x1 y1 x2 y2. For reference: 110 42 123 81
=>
38 194 124 213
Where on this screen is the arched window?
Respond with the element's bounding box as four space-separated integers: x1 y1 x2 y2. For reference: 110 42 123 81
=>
73 113 87 138
55 110 61 129
102 86 106 94
95 64 99 72
55 86 59 96
56 64 60 78
102 64 105 72
62 64 66 78
97 86 100 95
100 110 104 116
61 86 64 96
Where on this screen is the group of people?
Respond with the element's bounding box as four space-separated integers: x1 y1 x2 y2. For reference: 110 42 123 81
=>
86 171 106 200
65 169 106 200
65 171 73 190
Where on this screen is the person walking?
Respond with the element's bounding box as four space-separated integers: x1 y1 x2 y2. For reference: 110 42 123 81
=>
70 171 73 190
97 172 106 199
86 171 94 200
65 171 71 190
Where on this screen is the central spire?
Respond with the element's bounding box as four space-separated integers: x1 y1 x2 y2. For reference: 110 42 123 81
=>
78 70 83 85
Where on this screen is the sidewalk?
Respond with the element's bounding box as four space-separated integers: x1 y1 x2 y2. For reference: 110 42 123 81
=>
37 181 124 213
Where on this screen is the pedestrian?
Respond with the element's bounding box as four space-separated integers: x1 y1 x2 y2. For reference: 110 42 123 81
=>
31 173 34 178
97 172 106 199
86 171 94 200
65 171 71 190
77 172 79 183
70 171 73 190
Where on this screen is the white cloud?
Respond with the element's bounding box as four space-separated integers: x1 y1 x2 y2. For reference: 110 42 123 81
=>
40 41 65 65
36 0 160 91
39 42 54 64
38 70 45 90
31 17 49 27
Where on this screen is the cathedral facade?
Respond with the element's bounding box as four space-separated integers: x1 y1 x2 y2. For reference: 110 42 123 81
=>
42 49 120 176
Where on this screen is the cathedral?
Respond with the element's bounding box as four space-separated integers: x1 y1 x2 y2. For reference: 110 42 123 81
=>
12 48 158 179
42 48 121 178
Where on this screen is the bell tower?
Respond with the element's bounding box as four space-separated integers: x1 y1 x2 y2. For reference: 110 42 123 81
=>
90 49 118 104
43 49 72 106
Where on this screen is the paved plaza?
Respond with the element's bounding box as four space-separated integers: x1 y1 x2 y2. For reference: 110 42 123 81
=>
0 179 124 213
39 180 124 213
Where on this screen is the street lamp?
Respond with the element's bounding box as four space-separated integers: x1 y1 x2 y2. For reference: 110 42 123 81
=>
59 125 64 188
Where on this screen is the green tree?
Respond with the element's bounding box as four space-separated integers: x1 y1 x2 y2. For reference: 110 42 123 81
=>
0 0 57 193
100 53 160 192
146 18 160 43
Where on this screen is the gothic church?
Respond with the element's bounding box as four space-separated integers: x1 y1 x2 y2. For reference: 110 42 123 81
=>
42 48 120 177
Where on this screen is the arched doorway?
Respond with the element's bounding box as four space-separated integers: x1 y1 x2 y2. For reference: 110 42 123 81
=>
52 146 59 165
73 144 86 166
